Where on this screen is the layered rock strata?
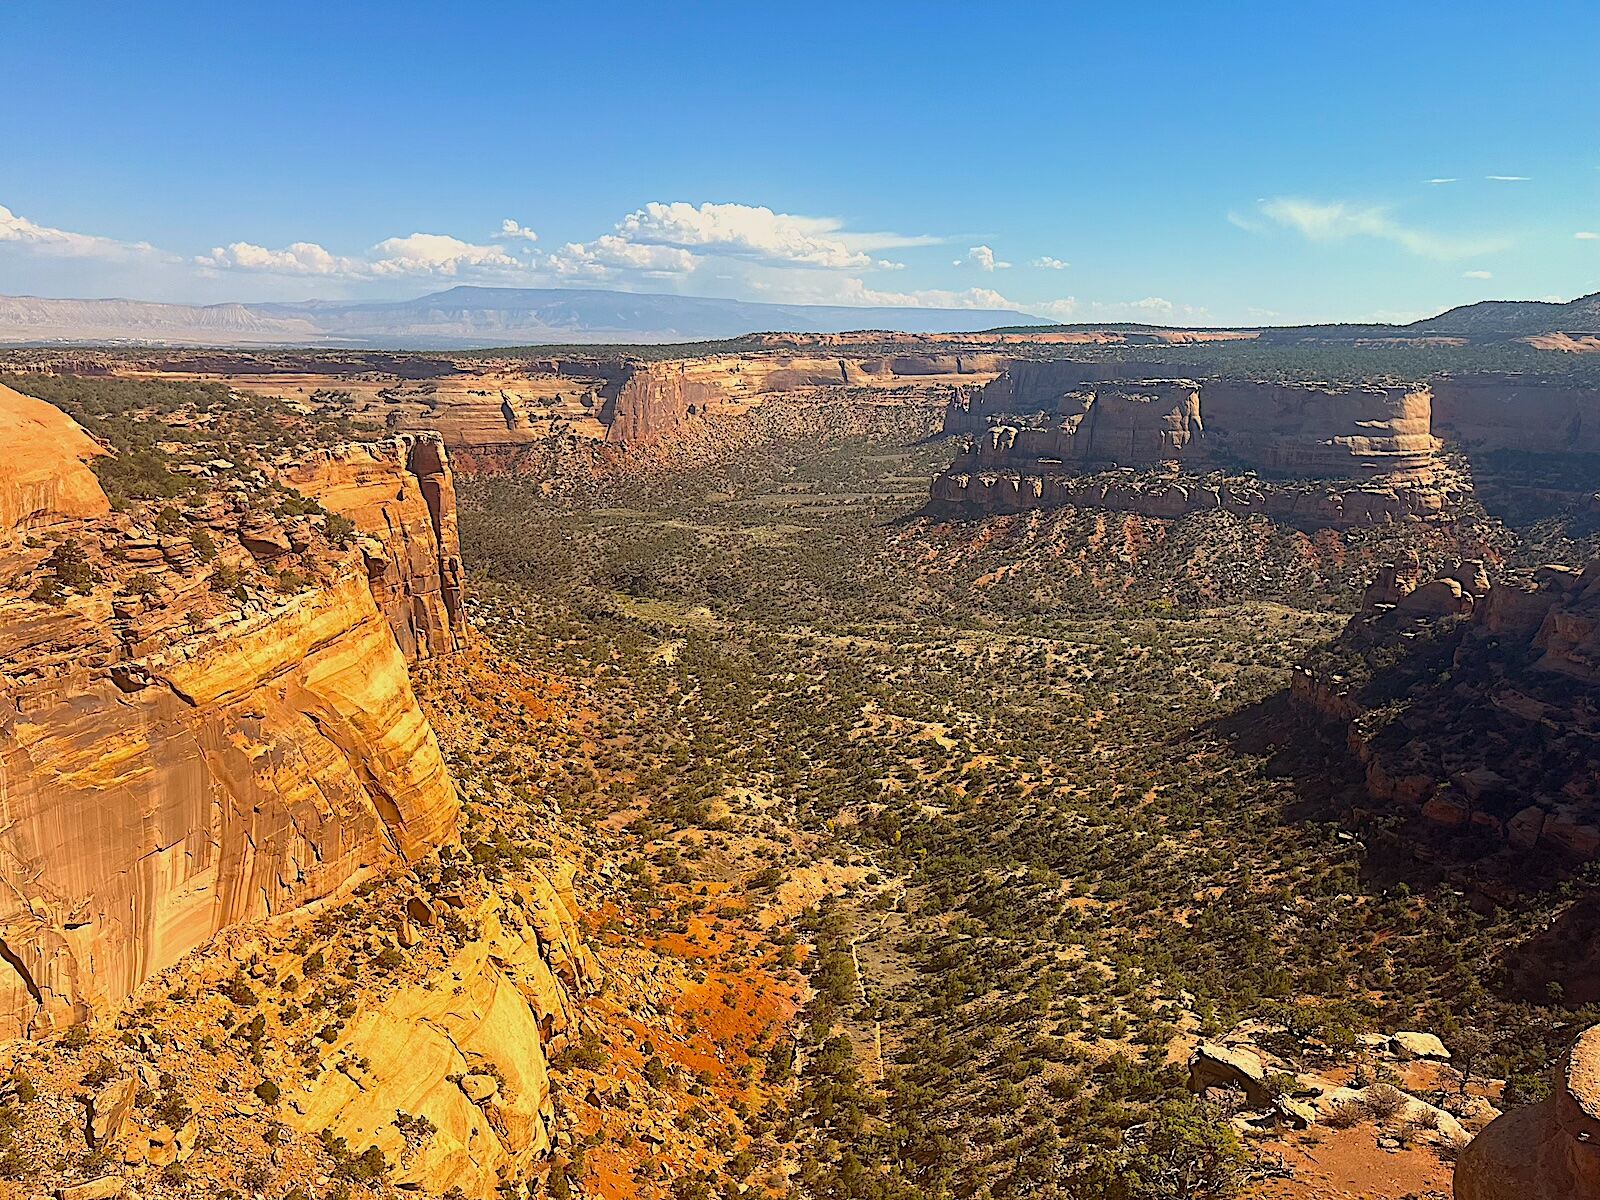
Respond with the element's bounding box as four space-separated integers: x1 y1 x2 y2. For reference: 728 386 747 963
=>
0 389 464 1039
934 371 1442 525
272 433 467 659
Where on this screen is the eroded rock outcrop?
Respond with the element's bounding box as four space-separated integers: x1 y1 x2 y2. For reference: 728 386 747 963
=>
0 569 459 1039
934 369 1444 526
272 433 467 659
0 387 464 1039
0 382 110 539
1455 1025 1600 1199
1294 557 1600 861
284 876 597 1196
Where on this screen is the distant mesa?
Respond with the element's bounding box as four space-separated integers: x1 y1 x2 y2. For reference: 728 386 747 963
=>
0 285 1045 348
1 285 1597 350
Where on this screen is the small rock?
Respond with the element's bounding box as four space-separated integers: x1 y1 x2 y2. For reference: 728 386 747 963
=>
460 1073 498 1103
58 1178 124 1200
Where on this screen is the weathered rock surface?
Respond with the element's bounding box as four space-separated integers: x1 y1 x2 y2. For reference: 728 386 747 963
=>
284 876 598 1198
272 433 467 659
0 383 109 540
1295 557 1600 861
0 569 459 1038
0 391 468 1039
1455 1024 1600 1199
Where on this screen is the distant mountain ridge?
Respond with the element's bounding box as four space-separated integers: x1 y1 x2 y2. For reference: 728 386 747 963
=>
0 285 1044 348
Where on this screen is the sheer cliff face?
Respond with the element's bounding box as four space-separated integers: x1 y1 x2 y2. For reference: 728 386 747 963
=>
272 433 467 660
1434 375 1600 454
935 371 1442 526
0 573 458 1038
599 353 1006 445
0 391 465 1039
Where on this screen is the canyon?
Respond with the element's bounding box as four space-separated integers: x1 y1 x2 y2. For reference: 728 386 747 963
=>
0 336 1596 1200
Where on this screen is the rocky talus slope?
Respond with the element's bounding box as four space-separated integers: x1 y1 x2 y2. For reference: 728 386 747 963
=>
0 391 472 1040
1293 557 1600 862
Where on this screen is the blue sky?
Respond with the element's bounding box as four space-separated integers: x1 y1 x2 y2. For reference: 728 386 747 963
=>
3 0 1597 324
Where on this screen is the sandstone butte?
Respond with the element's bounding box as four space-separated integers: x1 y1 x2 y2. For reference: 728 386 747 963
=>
0 386 467 1041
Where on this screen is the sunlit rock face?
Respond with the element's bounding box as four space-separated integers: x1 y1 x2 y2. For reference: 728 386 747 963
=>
0 388 464 1039
0 382 110 540
0 568 459 1039
272 433 467 660
932 369 1444 527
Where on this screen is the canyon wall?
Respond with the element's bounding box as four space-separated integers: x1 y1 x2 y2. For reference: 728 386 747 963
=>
0 390 465 1039
1433 374 1600 455
601 352 1005 445
0 382 110 539
933 370 1444 527
272 433 467 660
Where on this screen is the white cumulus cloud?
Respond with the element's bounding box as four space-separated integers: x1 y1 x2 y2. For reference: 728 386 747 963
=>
1033 256 1070 270
1577 231 1599 240
499 219 539 242
1462 269 1494 279
198 241 357 275
955 245 1011 272
0 204 162 260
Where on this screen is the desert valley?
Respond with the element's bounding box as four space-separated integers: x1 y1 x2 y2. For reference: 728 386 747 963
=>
0 285 1598 1200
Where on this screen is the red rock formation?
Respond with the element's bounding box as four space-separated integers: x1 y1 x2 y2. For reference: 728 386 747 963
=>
1295 558 1600 860
1455 1025 1600 1199
272 433 467 660
0 389 465 1039
0 383 109 539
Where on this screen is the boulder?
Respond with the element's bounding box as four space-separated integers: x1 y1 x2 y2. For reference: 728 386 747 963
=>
87 1077 137 1147
1187 1043 1269 1105
1455 1024 1600 1199
1392 1031 1450 1061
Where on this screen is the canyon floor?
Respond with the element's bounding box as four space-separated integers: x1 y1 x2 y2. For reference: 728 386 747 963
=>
438 391 1587 1199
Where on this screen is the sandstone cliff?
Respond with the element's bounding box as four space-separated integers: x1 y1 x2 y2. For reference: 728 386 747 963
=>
601 352 1003 445
272 433 467 660
0 382 110 539
934 367 1445 525
0 388 465 1039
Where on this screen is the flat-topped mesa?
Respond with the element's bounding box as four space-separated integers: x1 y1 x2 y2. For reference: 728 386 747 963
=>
0 389 465 1039
272 432 467 660
942 358 1170 435
935 372 1443 527
1199 380 1437 478
601 352 1006 446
